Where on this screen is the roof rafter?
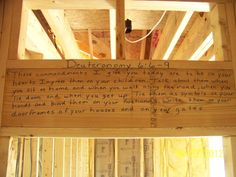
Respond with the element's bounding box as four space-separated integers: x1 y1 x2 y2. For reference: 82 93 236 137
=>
41 9 82 59
152 11 193 60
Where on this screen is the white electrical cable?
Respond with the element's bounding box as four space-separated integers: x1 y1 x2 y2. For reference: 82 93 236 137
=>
125 11 167 43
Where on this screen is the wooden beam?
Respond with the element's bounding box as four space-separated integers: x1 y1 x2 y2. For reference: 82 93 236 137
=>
95 139 115 177
23 138 31 177
144 139 154 177
89 139 95 177
140 30 147 60
152 11 193 60
41 9 82 59
116 0 125 60
15 137 24 177
224 4 236 176
31 138 38 177
0 137 10 177
126 1 211 12
42 138 53 177
24 0 211 12
88 29 94 59
118 139 141 177
6 60 233 70
223 137 236 177
172 12 211 60
33 10 65 59
199 45 215 61
8 0 28 59
71 138 77 177
0 0 13 127
210 4 232 61
2 127 236 137
54 138 64 177
7 138 18 177
109 9 116 60
189 32 214 61
0 0 4 43
64 138 71 177
140 138 144 177
115 139 118 177
144 30 152 60
26 10 61 59
225 2 236 84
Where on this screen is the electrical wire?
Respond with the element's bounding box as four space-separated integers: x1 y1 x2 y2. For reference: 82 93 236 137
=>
125 11 167 43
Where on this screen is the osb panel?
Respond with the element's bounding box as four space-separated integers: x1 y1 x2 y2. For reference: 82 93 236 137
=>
65 10 166 30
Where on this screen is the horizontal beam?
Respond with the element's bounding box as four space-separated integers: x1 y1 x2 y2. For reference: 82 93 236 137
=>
6 60 233 69
3 60 236 130
25 0 211 12
1 127 236 137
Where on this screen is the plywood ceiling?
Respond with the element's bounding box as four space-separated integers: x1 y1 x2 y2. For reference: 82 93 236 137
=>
65 9 168 59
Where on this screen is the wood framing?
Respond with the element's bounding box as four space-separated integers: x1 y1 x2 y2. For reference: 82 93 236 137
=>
210 4 232 61
7 0 28 60
75 32 110 59
88 29 94 59
2 1 236 177
199 45 215 61
224 3 236 177
0 137 10 177
26 10 62 59
226 2 236 80
2 127 236 137
116 0 125 60
224 137 236 177
24 0 212 12
66 10 166 30
0 0 13 127
172 12 212 60
140 30 147 60
41 9 81 59
1 60 236 130
109 9 116 60
152 11 193 60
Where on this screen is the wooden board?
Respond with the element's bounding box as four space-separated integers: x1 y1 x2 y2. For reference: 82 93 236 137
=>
144 139 154 177
95 139 114 177
2 60 236 128
118 139 141 177
65 10 166 30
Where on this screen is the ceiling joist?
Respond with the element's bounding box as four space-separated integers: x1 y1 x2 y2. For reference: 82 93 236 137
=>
109 9 116 60
116 0 125 60
24 0 211 12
